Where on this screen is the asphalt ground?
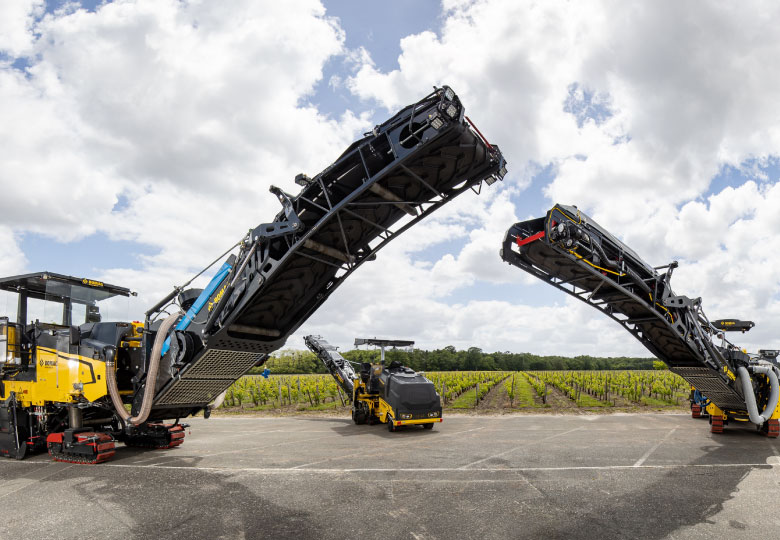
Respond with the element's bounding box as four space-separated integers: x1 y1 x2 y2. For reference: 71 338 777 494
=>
1 413 779 540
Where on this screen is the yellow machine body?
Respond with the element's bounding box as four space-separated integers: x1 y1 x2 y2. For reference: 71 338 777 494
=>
1 315 144 408
352 375 442 428
2 347 109 406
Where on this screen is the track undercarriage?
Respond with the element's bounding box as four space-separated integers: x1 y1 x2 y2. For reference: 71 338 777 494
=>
38 421 188 463
121 422 187 449
47 430 116 465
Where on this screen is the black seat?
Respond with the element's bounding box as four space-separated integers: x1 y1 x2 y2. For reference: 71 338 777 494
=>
79 322 132 353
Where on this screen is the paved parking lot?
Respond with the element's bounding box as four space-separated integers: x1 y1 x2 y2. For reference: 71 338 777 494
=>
1 413 778 539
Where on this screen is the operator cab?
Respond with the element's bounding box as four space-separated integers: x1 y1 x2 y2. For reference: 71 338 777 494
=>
0 272 134 370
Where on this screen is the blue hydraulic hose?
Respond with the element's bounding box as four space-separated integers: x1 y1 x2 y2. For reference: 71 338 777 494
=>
160 261 233 357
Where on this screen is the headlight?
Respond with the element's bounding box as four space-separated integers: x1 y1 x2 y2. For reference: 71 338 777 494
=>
430 115 444 130
428 411 440 418
444 87 455 101
401 413 412 420
445 104 458 118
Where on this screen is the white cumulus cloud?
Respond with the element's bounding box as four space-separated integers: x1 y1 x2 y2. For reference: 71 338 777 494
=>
3 0 780 358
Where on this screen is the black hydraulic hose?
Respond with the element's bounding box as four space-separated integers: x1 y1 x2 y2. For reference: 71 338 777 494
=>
589 239 619 269
586 236 652 295
624 266 653 295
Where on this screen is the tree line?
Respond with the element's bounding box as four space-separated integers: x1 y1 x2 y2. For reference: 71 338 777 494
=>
251 346 662 375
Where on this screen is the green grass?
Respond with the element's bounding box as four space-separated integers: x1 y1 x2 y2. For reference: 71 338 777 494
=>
450 388 478 409
509 375 538 407
230 403 278 411
641 396 678 407
575 394 611 407
296 402 346 411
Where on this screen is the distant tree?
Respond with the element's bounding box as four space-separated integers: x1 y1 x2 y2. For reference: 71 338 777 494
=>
465 347 482 370
250 346 658 374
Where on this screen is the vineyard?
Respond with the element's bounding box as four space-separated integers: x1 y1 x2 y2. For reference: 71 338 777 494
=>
219 370 691 413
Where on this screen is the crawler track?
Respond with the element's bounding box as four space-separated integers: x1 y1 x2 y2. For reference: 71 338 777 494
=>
47 432 115 464
123 423 187 450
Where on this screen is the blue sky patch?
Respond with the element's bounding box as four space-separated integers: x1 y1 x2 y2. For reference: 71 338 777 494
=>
563 82 614 128
20 231 158 278
310 0 442 118
708 156 780 195
45 0 103 14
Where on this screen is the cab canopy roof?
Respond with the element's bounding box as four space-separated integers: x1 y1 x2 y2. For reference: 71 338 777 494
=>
354 338 415 348
0 272 133 302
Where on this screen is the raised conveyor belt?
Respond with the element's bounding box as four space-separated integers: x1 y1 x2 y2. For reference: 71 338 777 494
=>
500 204 754 414
147 86 506 416
304 335 357 397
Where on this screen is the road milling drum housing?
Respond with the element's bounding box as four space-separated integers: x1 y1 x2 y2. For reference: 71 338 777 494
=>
0 85 506 463
500 204 780 436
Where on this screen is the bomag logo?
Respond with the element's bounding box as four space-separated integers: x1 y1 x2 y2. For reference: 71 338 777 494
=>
208 285 228 312
82 278 104 288
722 321 735 326
39 359 57 367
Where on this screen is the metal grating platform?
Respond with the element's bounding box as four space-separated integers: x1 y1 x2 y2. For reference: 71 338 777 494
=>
154 378 236 406
670 367 747 410
181 349 262 380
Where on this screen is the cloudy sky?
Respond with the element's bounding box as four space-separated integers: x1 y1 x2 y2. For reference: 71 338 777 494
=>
1 0 779 357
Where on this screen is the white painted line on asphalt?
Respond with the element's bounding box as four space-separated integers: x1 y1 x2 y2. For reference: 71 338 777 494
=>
2 461 769 474
633 426 678 467
458 426 585 469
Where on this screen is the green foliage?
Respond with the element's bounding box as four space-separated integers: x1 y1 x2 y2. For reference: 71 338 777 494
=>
426 371 508 404
527 370 688 406
520 372 547 401
504 375 516 406
251 347 656 374
218 370 689 411
248 349 325 375
223 374 343 409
